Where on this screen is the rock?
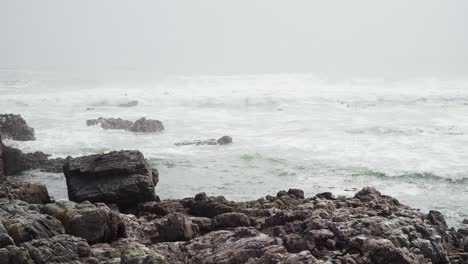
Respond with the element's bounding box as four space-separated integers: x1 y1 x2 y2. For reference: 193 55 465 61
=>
427 210 449 231
2 146 66 175
128 118 164 133
0 181 52 204
216 136 232 145
183 197 234 218
0 135 5 182
151 213 196 242
118 100 139 108
0 114 35 141
0 201 65 244
0 245 34 264
120 240 165 264
63 150 158 209
174 136 233 146
86 117 133 130
463 219 468 224
213 212 252 228
20 234 92 263
137 200 186 216
287 188 304 199
41 201 126 244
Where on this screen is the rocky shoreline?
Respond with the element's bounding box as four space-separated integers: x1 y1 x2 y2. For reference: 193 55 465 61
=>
1 115 468 263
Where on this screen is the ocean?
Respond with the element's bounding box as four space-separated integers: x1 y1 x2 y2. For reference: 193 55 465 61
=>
1 69 468 227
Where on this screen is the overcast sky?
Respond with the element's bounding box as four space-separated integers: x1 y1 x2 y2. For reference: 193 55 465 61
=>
1 0 467 77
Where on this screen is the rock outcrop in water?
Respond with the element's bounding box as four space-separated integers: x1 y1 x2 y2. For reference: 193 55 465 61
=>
0 114 35 141
2 146 66 176
175 135 233 146
86 117 133 130
118 100 139 107
63 150 159 209
87 117 165 133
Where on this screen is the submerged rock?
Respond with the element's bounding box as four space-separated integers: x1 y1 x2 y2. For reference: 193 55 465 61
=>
2 146 66 175
128 117 164 133
86 117 133 130
63 150 158 209
0 114 35 141
118 100 139 107
175 136 233 146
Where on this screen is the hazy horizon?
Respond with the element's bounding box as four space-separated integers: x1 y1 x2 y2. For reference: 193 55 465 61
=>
2 0 468 78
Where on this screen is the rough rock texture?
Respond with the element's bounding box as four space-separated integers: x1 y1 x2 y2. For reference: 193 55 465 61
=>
0 114 35 141
128 117 165 133
175 136 233 146
0 135 5 182
63 150 158 209
0 181 52 204
0 178 467 263
41 201 126 244
3 146 66 175
86 117 133 130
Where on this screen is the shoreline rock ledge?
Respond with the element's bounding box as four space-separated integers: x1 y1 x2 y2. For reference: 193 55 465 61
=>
63 150 159 209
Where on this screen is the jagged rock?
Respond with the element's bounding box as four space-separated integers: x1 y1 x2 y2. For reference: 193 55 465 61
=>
86 117 133 130
0 181 52 204
0 114 35 141
120 240 165 264
118 100 139 108
41 201 126 244
427 210 449 231
287 188 304 199
182 195 234 218
0 201 65 244
0 245 34 264
2 146 66 175
151 213 196 242
213 212 252 228
128 118 164 133
63 150 158 209
20 234 92 263
175 136 233 146
137 200 186 216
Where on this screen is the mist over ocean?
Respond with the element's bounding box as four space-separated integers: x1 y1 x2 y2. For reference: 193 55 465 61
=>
1 69 468 227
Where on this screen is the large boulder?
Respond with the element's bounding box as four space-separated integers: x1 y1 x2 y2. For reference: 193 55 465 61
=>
86 117 133 130
128 118 164 133
0 114 35 141
63 150 159 209
2 146 66 175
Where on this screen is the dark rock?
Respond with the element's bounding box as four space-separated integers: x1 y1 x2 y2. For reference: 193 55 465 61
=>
216 136 232 145
0 114 35 141
41 201 126 244
151 213 195 242
0 181 52 204
128 118 164 133
175 136 232 146
63 150 158 209
194 192 207 201
185 198 234 218
118 100 139 108
213 212 251 228
0 245 34 264
137 200 186 216
287 188 304 199
3 146 65 175
0 201 65 244
316 192 335 200
463 219 468 225
427 210 449 231
20 234 91 263
86 117 133 130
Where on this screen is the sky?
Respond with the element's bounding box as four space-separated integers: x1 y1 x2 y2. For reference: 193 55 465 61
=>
1 0 468 77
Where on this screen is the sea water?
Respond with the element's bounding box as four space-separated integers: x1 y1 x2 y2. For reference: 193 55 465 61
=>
1 69 467 227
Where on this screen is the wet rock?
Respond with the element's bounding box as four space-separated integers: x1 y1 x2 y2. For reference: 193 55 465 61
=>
0 114 35 141
63 150 158 209
20 234 91 263
175 136 232 146
118 100 139 108
41 201 126 244
151 213 196 242
427 210 449 231
86 117 133 130
128 118 164 133
213 212 252 228
0 181 52 204
2 146 66 175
